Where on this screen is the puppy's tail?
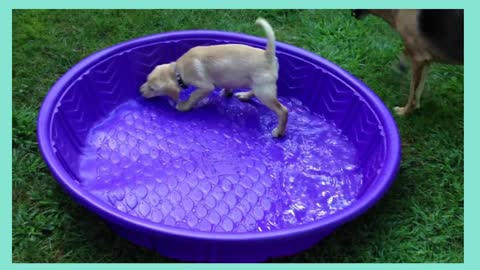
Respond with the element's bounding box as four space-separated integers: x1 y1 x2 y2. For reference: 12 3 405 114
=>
256 17 276 60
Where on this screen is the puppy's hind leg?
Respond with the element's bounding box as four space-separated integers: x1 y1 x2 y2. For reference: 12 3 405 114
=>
253 85 288 137
220 88 233 97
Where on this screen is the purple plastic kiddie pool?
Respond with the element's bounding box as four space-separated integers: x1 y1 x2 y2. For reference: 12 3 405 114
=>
38 30 400 262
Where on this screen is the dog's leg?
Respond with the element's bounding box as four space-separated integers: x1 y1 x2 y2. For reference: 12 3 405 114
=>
394 60 427 116
253 85 288 137
414 64 429 109
220 88 233 97
393 51 410 74
176 87 214 111
235 90 255 101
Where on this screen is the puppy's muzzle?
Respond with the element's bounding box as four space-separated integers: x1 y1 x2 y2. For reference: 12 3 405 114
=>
139 83 150 98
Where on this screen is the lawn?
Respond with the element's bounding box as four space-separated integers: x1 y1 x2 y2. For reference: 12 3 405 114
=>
12 9 464 263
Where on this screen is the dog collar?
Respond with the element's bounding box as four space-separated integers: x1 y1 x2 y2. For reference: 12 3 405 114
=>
174 64 188 89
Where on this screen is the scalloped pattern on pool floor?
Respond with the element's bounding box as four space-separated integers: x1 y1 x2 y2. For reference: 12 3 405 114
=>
78 93 363 233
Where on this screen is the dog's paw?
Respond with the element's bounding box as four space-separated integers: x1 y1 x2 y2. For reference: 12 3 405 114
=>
394 106 409 116
272 127 285 138
176 101 192 112
235 91 253 101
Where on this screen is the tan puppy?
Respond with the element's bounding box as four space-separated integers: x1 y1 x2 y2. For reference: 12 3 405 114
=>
140 18 288 137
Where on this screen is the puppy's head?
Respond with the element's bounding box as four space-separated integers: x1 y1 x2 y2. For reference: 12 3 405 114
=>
352 9 369 19
140 63 180 101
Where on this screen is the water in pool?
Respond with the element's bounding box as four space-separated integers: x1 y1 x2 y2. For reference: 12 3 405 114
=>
78 90 364 233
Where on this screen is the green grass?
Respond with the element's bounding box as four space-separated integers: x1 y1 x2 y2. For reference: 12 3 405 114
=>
12 9 464 263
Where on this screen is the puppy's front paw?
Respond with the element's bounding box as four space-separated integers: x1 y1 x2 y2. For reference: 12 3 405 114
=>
168 99 176 108
272 127 285 138
176 101 192 112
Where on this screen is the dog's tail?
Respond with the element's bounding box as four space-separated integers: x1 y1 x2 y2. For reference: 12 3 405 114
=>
256 18 276 59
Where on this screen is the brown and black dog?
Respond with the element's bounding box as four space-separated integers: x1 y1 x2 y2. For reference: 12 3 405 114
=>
352 9 463 115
